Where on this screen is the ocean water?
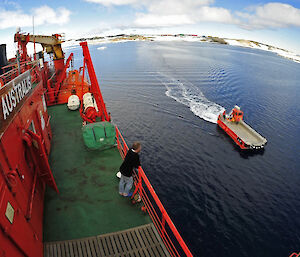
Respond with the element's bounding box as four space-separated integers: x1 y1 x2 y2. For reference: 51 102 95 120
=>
67 41 300 257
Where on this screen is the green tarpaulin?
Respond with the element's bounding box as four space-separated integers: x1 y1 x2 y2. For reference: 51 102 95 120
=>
82 122 116 150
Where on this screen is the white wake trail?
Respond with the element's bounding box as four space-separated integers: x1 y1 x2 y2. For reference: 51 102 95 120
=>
158 73 225 124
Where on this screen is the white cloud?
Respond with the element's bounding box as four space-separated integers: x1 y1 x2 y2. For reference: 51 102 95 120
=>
135 14 194 27
84 0 300 30
33 6 71 26
237 3 300 29
85 0 213 8
0 5 71 29
85 0 237 28
135 7 238 27
85 0 140 6
197 6 238 24
146 0 214 15
134 4 237 28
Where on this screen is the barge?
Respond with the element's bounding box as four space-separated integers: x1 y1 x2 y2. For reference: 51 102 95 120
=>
217 106 267 150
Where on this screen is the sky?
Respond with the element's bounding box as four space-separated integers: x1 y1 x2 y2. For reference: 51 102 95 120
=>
1 0 300 57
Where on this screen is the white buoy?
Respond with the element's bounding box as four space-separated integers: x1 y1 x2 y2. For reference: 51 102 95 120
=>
67 95 80 110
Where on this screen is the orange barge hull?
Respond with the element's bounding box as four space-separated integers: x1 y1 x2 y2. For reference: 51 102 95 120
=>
217 107 267 150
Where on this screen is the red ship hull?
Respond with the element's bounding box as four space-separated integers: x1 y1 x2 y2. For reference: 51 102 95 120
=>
0 73 54 257
0 33 193 257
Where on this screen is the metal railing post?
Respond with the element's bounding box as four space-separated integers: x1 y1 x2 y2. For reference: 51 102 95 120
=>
114 125 193 257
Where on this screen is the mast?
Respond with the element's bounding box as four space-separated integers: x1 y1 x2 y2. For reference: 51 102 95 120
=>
33 16 36 60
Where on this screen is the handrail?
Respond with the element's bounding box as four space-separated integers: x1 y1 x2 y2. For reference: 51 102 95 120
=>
0 60 38 87
115 126 193 257
290 253 300 257
80 42 110 121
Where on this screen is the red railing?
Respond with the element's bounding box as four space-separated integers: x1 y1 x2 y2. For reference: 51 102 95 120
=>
30 64 41 84
0 60 39 87
115 126 193 257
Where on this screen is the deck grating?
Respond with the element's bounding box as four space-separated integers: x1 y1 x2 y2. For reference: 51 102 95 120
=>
44 224 170 257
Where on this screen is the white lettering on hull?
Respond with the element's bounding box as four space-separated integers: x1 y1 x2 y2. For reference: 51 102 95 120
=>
2 96 9 120
1 73 32 120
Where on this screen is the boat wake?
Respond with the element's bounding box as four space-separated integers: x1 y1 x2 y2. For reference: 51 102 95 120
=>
157 73 225 124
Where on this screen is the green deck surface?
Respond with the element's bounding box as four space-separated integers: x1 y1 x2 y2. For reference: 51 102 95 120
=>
43 105 150 242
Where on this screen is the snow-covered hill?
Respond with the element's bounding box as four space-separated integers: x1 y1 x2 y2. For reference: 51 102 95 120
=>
63 34 300 64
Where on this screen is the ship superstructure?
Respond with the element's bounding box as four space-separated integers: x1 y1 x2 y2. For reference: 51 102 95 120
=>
0 31 192 257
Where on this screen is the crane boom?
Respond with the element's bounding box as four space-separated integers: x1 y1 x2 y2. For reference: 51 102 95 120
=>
14 32 66 80
14 32 65 61
27 34 63 45
13 31 74 106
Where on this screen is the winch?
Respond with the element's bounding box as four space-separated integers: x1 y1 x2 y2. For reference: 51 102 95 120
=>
82 92 99 121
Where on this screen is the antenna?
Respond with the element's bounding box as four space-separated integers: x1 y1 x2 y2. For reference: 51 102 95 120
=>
33 16 36 60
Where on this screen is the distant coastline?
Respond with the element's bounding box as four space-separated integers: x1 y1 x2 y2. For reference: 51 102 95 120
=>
63 34 300 64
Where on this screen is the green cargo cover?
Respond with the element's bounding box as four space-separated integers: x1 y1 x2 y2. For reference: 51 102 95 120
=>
82 121 116 150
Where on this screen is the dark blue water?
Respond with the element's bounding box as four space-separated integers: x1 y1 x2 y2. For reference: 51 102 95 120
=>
67 41 300 257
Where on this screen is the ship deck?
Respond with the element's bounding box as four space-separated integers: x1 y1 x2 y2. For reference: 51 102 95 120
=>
44 223 170 257
44 104 150 242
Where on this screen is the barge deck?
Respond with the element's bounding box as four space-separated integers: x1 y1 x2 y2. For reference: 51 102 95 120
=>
219 115 266 146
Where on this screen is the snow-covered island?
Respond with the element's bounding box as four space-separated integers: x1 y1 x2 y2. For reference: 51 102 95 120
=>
63 34 300 64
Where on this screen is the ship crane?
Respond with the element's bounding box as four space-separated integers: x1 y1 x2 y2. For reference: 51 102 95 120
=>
14 31 74 104
14 32 65 74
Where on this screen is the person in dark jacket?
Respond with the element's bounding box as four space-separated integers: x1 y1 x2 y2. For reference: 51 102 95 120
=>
119 141 141 197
